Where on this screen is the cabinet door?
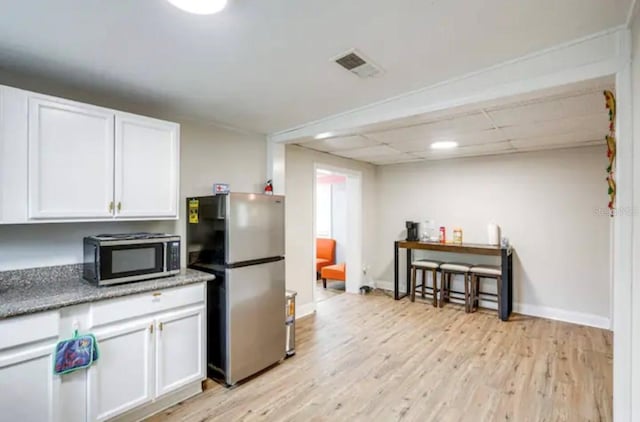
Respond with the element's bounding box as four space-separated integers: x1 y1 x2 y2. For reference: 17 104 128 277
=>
28 97 115 219
155 306 205 397
114 114 179 219
87 319 154 422
0 86 29 223
0 343 59 422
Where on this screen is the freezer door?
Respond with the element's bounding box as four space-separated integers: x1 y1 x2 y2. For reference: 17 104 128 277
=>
227 193 285 263
226 259 286 384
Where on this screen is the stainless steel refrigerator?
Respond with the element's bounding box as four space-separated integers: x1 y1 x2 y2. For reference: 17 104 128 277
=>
186 193 285 386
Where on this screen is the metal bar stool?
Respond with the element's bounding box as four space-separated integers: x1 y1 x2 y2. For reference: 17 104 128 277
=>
469 265 502 316
440 263 474 312
410 260 442 307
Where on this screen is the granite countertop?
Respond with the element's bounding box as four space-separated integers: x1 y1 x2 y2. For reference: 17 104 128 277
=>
0 264 215 320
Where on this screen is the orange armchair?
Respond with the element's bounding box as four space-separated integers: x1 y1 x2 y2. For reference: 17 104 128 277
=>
316 238 336 273
321 263 346 288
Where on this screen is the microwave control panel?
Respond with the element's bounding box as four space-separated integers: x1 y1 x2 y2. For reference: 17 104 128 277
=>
167 241 181 271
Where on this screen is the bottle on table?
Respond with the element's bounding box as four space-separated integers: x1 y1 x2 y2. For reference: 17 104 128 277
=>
453 228 463 244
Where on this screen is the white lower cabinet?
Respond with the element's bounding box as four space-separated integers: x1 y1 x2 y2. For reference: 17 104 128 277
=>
87 284 206 421
0 283 206 422
0 343 59 422
87 318 155 422
155 307 205 397
87 306 205 422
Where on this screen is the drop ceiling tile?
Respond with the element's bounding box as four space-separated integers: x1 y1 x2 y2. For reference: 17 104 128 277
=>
500 113 609 140
299 135 381 152
488 91 608 127
368 154 423 165
386 128 509 152
366 112 493 144
413 141 514 160
334 144 403 159
559 91 610 117
513 139 603 153
510 132 605 149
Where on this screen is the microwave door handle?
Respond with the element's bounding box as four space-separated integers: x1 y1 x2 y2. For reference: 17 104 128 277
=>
93 245 99 280
163 243 167 272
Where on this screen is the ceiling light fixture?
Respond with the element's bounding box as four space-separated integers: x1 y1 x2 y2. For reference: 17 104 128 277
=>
431 141 458 150
314 132 334 140
167 0 228 15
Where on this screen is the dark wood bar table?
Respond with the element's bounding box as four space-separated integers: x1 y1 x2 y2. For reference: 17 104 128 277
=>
394 240 513 321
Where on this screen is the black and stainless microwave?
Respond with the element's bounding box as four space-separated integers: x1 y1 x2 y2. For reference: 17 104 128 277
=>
83 233 180 286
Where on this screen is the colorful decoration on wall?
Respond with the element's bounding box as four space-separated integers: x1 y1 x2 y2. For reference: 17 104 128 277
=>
604 90 616 216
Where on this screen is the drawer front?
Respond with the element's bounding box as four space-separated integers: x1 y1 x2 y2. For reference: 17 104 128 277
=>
88 283 205 328
0 311 59 350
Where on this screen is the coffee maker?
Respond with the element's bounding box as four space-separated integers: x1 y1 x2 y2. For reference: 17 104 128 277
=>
406 221 419 241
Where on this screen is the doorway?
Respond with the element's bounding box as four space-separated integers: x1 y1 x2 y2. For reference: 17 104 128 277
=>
312 164 362 304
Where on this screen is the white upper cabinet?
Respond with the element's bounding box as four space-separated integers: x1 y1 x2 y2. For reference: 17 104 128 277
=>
28 97 115 219
0 84 180 224
0 86 28 223
115 114 179 219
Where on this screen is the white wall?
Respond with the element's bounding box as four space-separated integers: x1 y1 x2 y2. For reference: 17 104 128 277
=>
374 146 611 327
175 121 266 267
0 77 267 271
0 221 176 271
285 145 376 316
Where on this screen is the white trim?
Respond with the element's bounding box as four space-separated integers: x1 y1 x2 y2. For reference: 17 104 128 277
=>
626 0 638 28
375 280 400 293
312 163 364 302
513 303 610 330
375 280 610 329
295 301 316 320
270 27 626 143
614 30 634 422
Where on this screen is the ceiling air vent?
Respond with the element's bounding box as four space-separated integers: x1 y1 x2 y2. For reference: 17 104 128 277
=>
333 49 383 79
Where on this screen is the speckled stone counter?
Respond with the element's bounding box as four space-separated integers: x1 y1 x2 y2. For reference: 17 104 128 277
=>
0 264 215 319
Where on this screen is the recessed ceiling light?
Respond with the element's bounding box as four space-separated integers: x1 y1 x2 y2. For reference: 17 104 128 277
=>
314 132 334 140
431 141 458 150
167 0 228 15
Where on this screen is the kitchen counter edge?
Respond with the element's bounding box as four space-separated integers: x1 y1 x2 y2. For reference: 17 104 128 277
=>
0 266 215 320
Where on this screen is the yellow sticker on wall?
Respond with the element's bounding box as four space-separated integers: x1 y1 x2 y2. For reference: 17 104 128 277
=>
188 199 199 224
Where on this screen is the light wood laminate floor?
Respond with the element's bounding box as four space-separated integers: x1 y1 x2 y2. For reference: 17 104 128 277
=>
314 279 345 303
148 291 612 422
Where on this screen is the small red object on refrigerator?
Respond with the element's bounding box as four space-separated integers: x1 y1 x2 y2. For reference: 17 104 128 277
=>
264 180 274 195
439 227 446 243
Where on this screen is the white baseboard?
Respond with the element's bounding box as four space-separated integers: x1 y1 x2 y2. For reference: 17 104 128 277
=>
375 280 401 292
114 380 202 422
296 301 316 320
513 303 611 330
374 280 610 330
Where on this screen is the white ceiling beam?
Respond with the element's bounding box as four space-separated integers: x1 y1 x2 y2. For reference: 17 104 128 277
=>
270 26 628 144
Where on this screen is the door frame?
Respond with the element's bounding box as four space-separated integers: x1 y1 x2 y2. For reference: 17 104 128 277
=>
312 163 363 301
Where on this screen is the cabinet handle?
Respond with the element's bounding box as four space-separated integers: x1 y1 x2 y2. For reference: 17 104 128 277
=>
117 202 122 212
108 202 114 213
150 324 154 334
159 322 164 331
